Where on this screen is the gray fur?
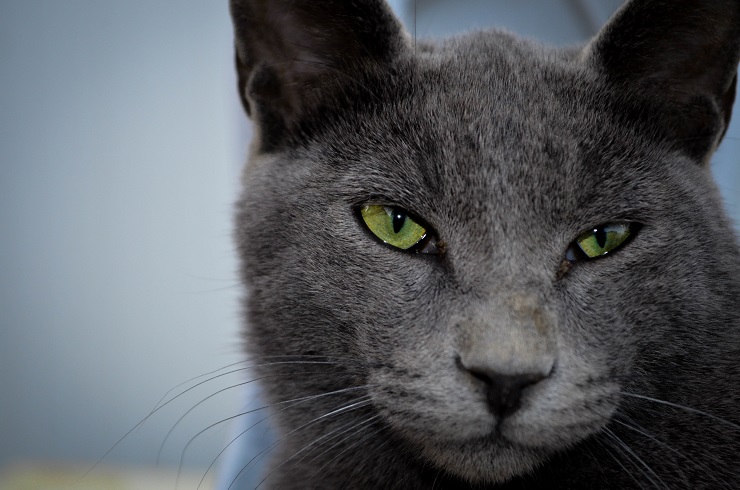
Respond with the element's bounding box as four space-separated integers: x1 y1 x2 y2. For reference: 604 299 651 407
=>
230 0 740 487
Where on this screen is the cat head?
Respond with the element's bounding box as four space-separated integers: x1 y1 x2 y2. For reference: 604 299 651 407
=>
232 0 740 484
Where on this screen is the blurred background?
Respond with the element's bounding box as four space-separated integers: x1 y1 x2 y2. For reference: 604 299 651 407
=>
0 1 737 489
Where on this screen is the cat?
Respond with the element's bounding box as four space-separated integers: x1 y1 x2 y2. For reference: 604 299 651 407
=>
228 0 740 488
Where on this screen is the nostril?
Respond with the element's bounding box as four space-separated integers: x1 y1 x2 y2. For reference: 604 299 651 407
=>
469 367 494 385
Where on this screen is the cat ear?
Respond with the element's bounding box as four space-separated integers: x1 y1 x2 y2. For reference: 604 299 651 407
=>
585 0 740 164
230 0 407 151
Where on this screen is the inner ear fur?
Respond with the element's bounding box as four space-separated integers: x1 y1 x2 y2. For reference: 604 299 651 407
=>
586 0 740 163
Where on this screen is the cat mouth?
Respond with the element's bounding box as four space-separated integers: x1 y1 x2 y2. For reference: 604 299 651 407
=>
420 416 609 484
397 401 610 460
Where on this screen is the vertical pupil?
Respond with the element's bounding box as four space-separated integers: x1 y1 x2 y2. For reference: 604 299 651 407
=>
595 227 607 248
392 209 406 233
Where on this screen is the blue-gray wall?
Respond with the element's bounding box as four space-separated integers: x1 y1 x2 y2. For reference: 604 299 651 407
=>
0 0 249 474
1 0 737 484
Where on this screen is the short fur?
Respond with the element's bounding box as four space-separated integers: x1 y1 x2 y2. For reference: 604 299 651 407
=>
230 0 740 488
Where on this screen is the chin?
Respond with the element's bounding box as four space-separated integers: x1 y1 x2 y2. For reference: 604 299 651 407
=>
419 436 552 484
398 408 608 485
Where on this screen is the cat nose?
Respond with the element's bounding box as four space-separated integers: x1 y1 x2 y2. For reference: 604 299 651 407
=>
465 365 548 418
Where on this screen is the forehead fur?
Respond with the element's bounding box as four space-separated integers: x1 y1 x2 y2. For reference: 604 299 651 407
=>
282 29 673 248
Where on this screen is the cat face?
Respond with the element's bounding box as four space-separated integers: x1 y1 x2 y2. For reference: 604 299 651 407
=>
232 0 740 486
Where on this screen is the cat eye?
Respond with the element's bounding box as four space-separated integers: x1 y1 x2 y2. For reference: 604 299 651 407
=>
359 205 439 253
566 222 635 261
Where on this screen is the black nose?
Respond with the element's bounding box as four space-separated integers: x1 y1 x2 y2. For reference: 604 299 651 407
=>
467 369 546 418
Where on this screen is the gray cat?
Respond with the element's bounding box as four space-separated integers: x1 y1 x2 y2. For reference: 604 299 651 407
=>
229 0 740 488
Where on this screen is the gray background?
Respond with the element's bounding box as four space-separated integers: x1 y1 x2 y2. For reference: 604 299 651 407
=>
1 0 737 486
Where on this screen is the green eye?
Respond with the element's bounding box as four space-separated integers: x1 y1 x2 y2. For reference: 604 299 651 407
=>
575 223 632 258
360 205 432 251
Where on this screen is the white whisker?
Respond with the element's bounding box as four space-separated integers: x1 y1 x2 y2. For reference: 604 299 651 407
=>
612 416 727 488
619 392 740 431
603 427 668 489
225 389 375 489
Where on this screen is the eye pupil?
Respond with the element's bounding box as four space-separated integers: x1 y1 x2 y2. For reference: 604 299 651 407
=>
360 204 436 253
392 209 406 233
595 227 607 248
571 222 637 262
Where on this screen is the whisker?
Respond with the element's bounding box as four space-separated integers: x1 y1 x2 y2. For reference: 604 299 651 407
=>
69 365 248 484
157 371 326 466
218 388 375 489
603 427 667 489
303 421 380 486
230 396 373 489
299 413 379 468
228 397 373 490
76 358 318 484
597 435 648 490
431 469 442 490
184 283 242 294
612 415 725 488
579 439 610 482
150 361 248 412
195 393 322 490
258 413 382 488
196 390 372 489
292 414 382 467
340 425 393 489
619 392 740 430
157 359 352 418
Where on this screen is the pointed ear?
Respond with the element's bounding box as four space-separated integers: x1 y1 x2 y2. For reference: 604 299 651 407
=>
586 0 740 164
230 0 407 151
